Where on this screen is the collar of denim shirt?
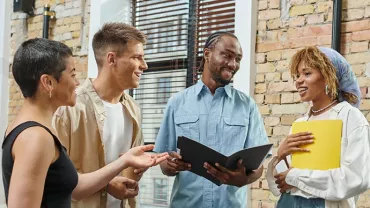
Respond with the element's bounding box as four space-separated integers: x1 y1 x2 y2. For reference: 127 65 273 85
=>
195 79 233 98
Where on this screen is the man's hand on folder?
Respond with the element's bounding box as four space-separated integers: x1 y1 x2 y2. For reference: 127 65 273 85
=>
277 132 314 164
204 160 263 187
165 152 191 175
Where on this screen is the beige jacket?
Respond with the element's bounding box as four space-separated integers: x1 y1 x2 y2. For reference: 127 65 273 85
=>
53 78 143 208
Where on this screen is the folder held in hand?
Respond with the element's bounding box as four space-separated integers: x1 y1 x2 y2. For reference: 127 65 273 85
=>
291 120 342 170
177 136 273 186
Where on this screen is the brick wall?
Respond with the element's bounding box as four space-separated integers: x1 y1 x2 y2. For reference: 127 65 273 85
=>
253 0 370 207
8 0 90 122
6 0 370 207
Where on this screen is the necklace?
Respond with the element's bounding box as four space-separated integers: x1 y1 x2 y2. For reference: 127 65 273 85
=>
311 100 337 114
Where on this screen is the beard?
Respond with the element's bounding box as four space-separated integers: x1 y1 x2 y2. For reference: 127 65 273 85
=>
209 60 235 86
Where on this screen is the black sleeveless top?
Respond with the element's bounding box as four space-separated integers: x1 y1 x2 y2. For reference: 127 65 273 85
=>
2 121 78 208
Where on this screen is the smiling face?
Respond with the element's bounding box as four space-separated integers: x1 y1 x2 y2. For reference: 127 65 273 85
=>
290 47 339 104
52 56 80 106
204 35 243 86
113 40 148 90
295 60 327 103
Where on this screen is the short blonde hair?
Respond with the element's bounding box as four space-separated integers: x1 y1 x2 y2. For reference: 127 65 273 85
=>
289 47 358 105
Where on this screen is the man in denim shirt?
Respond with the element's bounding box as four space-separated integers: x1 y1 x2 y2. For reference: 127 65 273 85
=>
154 31 269 207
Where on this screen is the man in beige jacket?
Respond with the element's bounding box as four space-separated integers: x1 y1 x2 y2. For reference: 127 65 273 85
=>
53 22 148 208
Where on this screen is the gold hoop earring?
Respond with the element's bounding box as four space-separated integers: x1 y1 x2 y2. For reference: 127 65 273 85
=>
49 90 52 99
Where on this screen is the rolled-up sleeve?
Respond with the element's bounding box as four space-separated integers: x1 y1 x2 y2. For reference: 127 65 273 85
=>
154 98 177 153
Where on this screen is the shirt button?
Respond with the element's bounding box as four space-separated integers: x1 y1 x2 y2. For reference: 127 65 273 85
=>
102 191 106 196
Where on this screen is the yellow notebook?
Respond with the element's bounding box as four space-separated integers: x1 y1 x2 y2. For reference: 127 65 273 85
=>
291 120 342 170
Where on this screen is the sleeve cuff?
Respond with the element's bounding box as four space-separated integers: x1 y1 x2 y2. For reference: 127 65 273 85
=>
285 168 300 187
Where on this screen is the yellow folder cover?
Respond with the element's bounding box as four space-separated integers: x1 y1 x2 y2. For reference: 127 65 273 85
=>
291 120 342 170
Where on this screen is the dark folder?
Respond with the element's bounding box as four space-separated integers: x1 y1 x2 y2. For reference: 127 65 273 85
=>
177 136 273 186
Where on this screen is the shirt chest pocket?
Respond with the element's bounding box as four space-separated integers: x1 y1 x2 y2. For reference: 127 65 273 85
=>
174 115 200 141
222 118 249 147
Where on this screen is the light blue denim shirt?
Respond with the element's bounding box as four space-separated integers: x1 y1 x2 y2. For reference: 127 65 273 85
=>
154 80 269 208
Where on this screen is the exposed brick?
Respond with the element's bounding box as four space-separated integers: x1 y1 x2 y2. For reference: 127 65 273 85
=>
72 31 81 38
261 201 276 208
256 42 284 53
288 36 318 48
282 71 291 81
342 19 370 32
340 43 351 55
256 74 265 84
360 100 370 110
265 126 273 136
366 6 370 18
267 18 282 29
259 105 271 115
267 51 282 61
255 83 267 93
352 30 370 41
344 9 365 21
258 21 267 31
62 32 72 40
264 116 280 126
64 38 81 47
288 16 305 27
271 103 308 114
316 1 333 13
366 63 370 77
317 35 331 46
290 0 304 6
251 180 261 189
256 53 267 64
266 72 281 81
351 41 369 53
259 10 281 20
257 63 276 73
269 0 280 9
306 14 324 24
276 60 290 72
282 49 298 59
259 0 268 10
266 31 279 42
290 5 315 17
307 0 318 3
254 94 265 104
273 126 291 136
358 77 370 87
251 200 261 208
70 23 81 31
251 189 271 201
281 115 299 125
281 93 294 103
344 0 370 9
352 64 366 76
265 94 281 104
294 92 301 102
345 52 370 65
267 82 297 93
72 16 82 23
73 0 82 8
64 17 73 24
301 24 332 37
